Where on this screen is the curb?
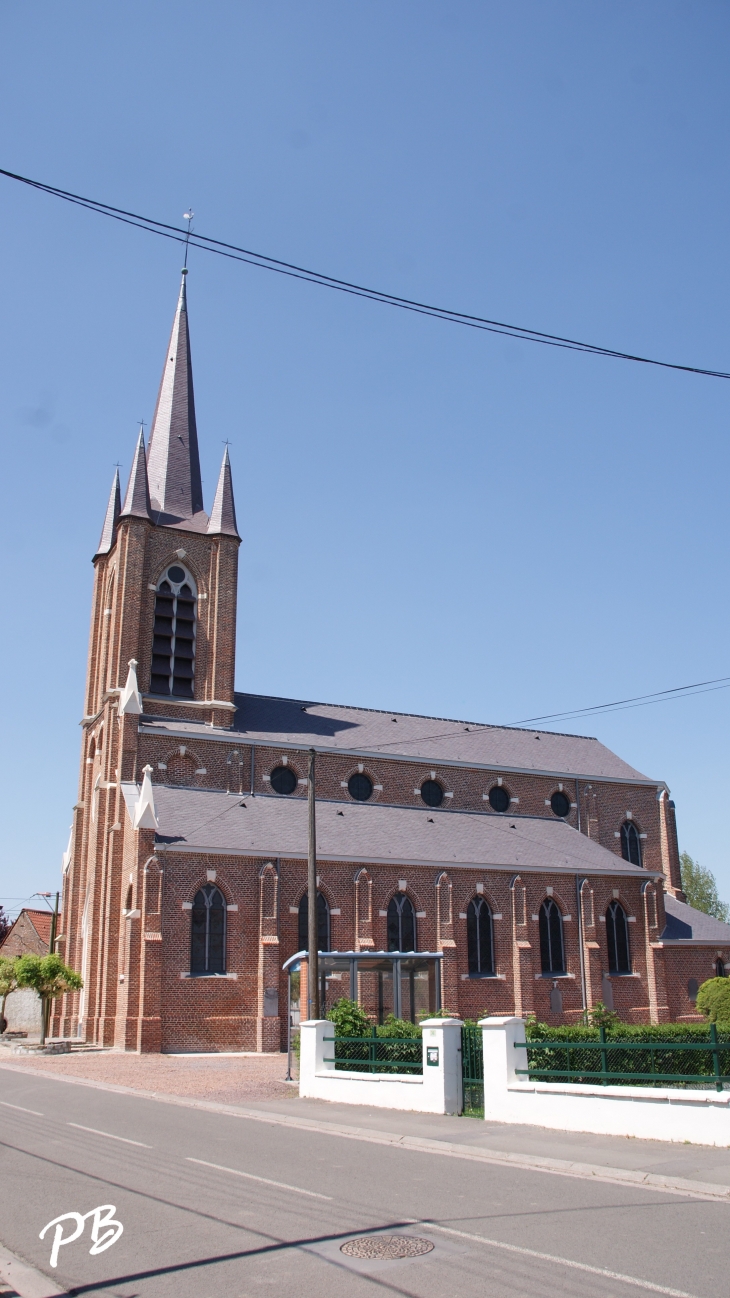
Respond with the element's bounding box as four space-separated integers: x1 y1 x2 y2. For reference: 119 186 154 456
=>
0 1243 68 1298
2 1060 730 1203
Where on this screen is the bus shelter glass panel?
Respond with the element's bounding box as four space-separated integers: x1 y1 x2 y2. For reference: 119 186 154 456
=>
399 958 433 1024
357 959 395 1025
320 958 350 1016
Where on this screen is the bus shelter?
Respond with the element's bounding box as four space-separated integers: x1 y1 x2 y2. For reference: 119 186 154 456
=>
282 949 443 1041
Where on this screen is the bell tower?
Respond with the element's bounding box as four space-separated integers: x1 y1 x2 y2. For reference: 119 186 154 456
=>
57 273 241 1046
83 270 241 737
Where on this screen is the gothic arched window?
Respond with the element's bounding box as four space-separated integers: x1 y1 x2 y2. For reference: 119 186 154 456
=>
606 900 631 974
387 893 417 952
467 897 494 975
539 898 565 975
620 821 642 867
151 565 197 698
716 957 726 979
298 891 330 952
190 885 226 974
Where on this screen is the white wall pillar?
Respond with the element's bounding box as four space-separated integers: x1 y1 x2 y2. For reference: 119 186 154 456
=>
299 1019 332 1097
420 1017 463 1115
479 1015 526 1097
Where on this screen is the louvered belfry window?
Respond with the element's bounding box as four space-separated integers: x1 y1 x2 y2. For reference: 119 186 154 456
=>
150 564 197 698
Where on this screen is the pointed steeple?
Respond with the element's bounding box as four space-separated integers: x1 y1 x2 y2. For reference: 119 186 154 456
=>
95 469 121 556
207 446 240 537
120 429 152 519
146 270 204 521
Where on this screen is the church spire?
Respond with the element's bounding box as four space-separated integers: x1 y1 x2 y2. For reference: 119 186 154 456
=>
146 270 204 522
95 468 121 556
120 429 152 519
207 446 240 537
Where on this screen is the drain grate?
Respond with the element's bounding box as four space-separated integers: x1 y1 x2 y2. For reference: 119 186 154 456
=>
340 1235 434 1260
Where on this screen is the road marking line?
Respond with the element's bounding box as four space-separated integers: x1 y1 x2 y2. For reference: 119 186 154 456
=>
0 1101 44 1116
186 1157 332 1199
421 1222 698 1297
3 1064 727 1206
67 1122 152 1147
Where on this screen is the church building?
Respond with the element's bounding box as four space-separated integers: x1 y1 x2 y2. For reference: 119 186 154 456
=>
54 274 730 1051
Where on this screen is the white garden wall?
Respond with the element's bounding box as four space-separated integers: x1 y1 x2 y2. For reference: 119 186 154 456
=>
299 1018 463 1115
2 989 42 1035
481 1016 730 1147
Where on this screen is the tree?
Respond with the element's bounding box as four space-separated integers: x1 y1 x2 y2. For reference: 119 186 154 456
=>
680 853 730 923
0 906 9 945
14 954 82 1046
696 977 730 1024
0 957 18 1034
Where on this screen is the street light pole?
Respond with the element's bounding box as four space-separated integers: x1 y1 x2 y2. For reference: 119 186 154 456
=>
307 747 320 1020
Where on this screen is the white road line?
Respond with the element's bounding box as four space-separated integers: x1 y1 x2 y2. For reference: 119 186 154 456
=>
67 1122 152 1147
422 1222 698 1298
0 1101 43 1116
186 1157 332 1200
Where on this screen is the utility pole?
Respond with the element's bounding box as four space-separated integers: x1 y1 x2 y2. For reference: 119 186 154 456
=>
43 891 60 1041
307 747 319 1020
49 891 59 955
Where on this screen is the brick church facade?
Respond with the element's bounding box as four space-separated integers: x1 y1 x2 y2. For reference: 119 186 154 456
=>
54 274 730 1051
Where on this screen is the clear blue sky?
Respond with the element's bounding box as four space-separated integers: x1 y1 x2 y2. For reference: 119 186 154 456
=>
1 2 728 920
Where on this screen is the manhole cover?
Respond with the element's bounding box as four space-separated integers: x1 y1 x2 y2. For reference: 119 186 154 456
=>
340 1235 434 1260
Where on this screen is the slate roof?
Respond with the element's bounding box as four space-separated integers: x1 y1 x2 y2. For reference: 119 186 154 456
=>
146 272 204 521
140 784 653 876
141 692 655 782
207 446 239 538
661 894 730 944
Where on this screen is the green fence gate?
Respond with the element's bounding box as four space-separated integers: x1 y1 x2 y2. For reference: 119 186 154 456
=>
461 1023 484 1116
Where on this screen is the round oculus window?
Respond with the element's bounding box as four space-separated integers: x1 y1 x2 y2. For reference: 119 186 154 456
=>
550 791 571 818
270 765 297 795
348 772 373 802
488 785 510 813
167 565 186 583
420 779 443 808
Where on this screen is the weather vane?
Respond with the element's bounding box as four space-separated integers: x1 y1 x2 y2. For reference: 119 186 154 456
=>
183 210 194 269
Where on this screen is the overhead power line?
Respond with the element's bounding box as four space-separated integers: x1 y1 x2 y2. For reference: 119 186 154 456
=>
369 674 730 750
1 165 729 381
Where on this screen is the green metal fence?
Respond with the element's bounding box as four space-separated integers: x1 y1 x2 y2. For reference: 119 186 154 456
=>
461 1024 484 1116
517 1024 730 1091
325 1030 422 1074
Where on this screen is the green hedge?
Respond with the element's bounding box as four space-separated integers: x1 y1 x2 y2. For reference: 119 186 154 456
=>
524 1020 730 1087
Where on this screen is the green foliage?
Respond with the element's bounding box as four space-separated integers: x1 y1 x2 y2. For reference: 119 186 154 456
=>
0 956 18 999
326 997 371 1037
0 956 18 1033
15 954 82 999
524 1017 730 1087
378 1014 421 1038
680 853 730 922
587 1001 620 1029
696 977 730 1024
15 954 82 1044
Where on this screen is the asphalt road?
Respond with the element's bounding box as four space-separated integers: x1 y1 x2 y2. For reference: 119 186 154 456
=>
0 1068 728 1298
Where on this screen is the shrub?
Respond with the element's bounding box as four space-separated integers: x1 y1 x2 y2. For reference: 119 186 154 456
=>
326 997 371 1037
697 977 730 1024
587 1001 620 1029
379 1013 421 1039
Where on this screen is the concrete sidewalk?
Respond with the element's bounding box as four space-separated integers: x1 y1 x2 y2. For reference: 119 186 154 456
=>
245 1091 730 1190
